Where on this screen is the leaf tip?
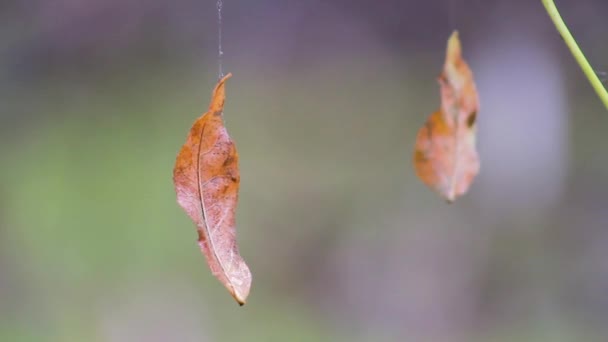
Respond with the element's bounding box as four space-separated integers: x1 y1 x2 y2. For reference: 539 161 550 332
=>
209 72 233 113
220 72 233 82
226 261 252 306
446 30 462 62
232 280 251 306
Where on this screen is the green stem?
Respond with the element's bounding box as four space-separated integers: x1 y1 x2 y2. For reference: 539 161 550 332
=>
542 0 608 110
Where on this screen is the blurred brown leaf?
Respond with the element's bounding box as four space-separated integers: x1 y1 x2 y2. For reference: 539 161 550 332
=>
414 31 480 202
173 73 251 305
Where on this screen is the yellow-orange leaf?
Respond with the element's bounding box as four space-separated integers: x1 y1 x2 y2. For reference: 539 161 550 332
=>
173 73 251 305
414 31 480 202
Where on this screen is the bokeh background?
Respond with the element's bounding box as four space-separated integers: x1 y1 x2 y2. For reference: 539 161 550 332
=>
2 0 608 341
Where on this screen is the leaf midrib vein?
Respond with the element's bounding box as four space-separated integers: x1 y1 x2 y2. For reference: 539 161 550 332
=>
196 121 231 286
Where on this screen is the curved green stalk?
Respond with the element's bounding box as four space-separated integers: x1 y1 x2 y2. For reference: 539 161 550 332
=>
542 0 608 110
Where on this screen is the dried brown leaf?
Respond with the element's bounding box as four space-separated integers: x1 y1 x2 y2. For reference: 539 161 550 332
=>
173 73 251 305
414 31 480 202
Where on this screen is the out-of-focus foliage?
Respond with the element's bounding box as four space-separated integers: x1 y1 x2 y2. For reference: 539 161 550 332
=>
1 0 608 341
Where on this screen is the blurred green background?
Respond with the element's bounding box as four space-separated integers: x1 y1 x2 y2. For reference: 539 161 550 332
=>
2 0 608 341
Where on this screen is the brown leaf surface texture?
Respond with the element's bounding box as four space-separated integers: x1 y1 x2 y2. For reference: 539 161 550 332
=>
173 73 251 305
414 31 480 203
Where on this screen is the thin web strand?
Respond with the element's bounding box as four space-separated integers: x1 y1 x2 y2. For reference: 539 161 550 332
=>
217 0 224 79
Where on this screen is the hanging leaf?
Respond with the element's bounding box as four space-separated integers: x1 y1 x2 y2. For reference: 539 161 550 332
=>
173 73 251 305
414 31 480 203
